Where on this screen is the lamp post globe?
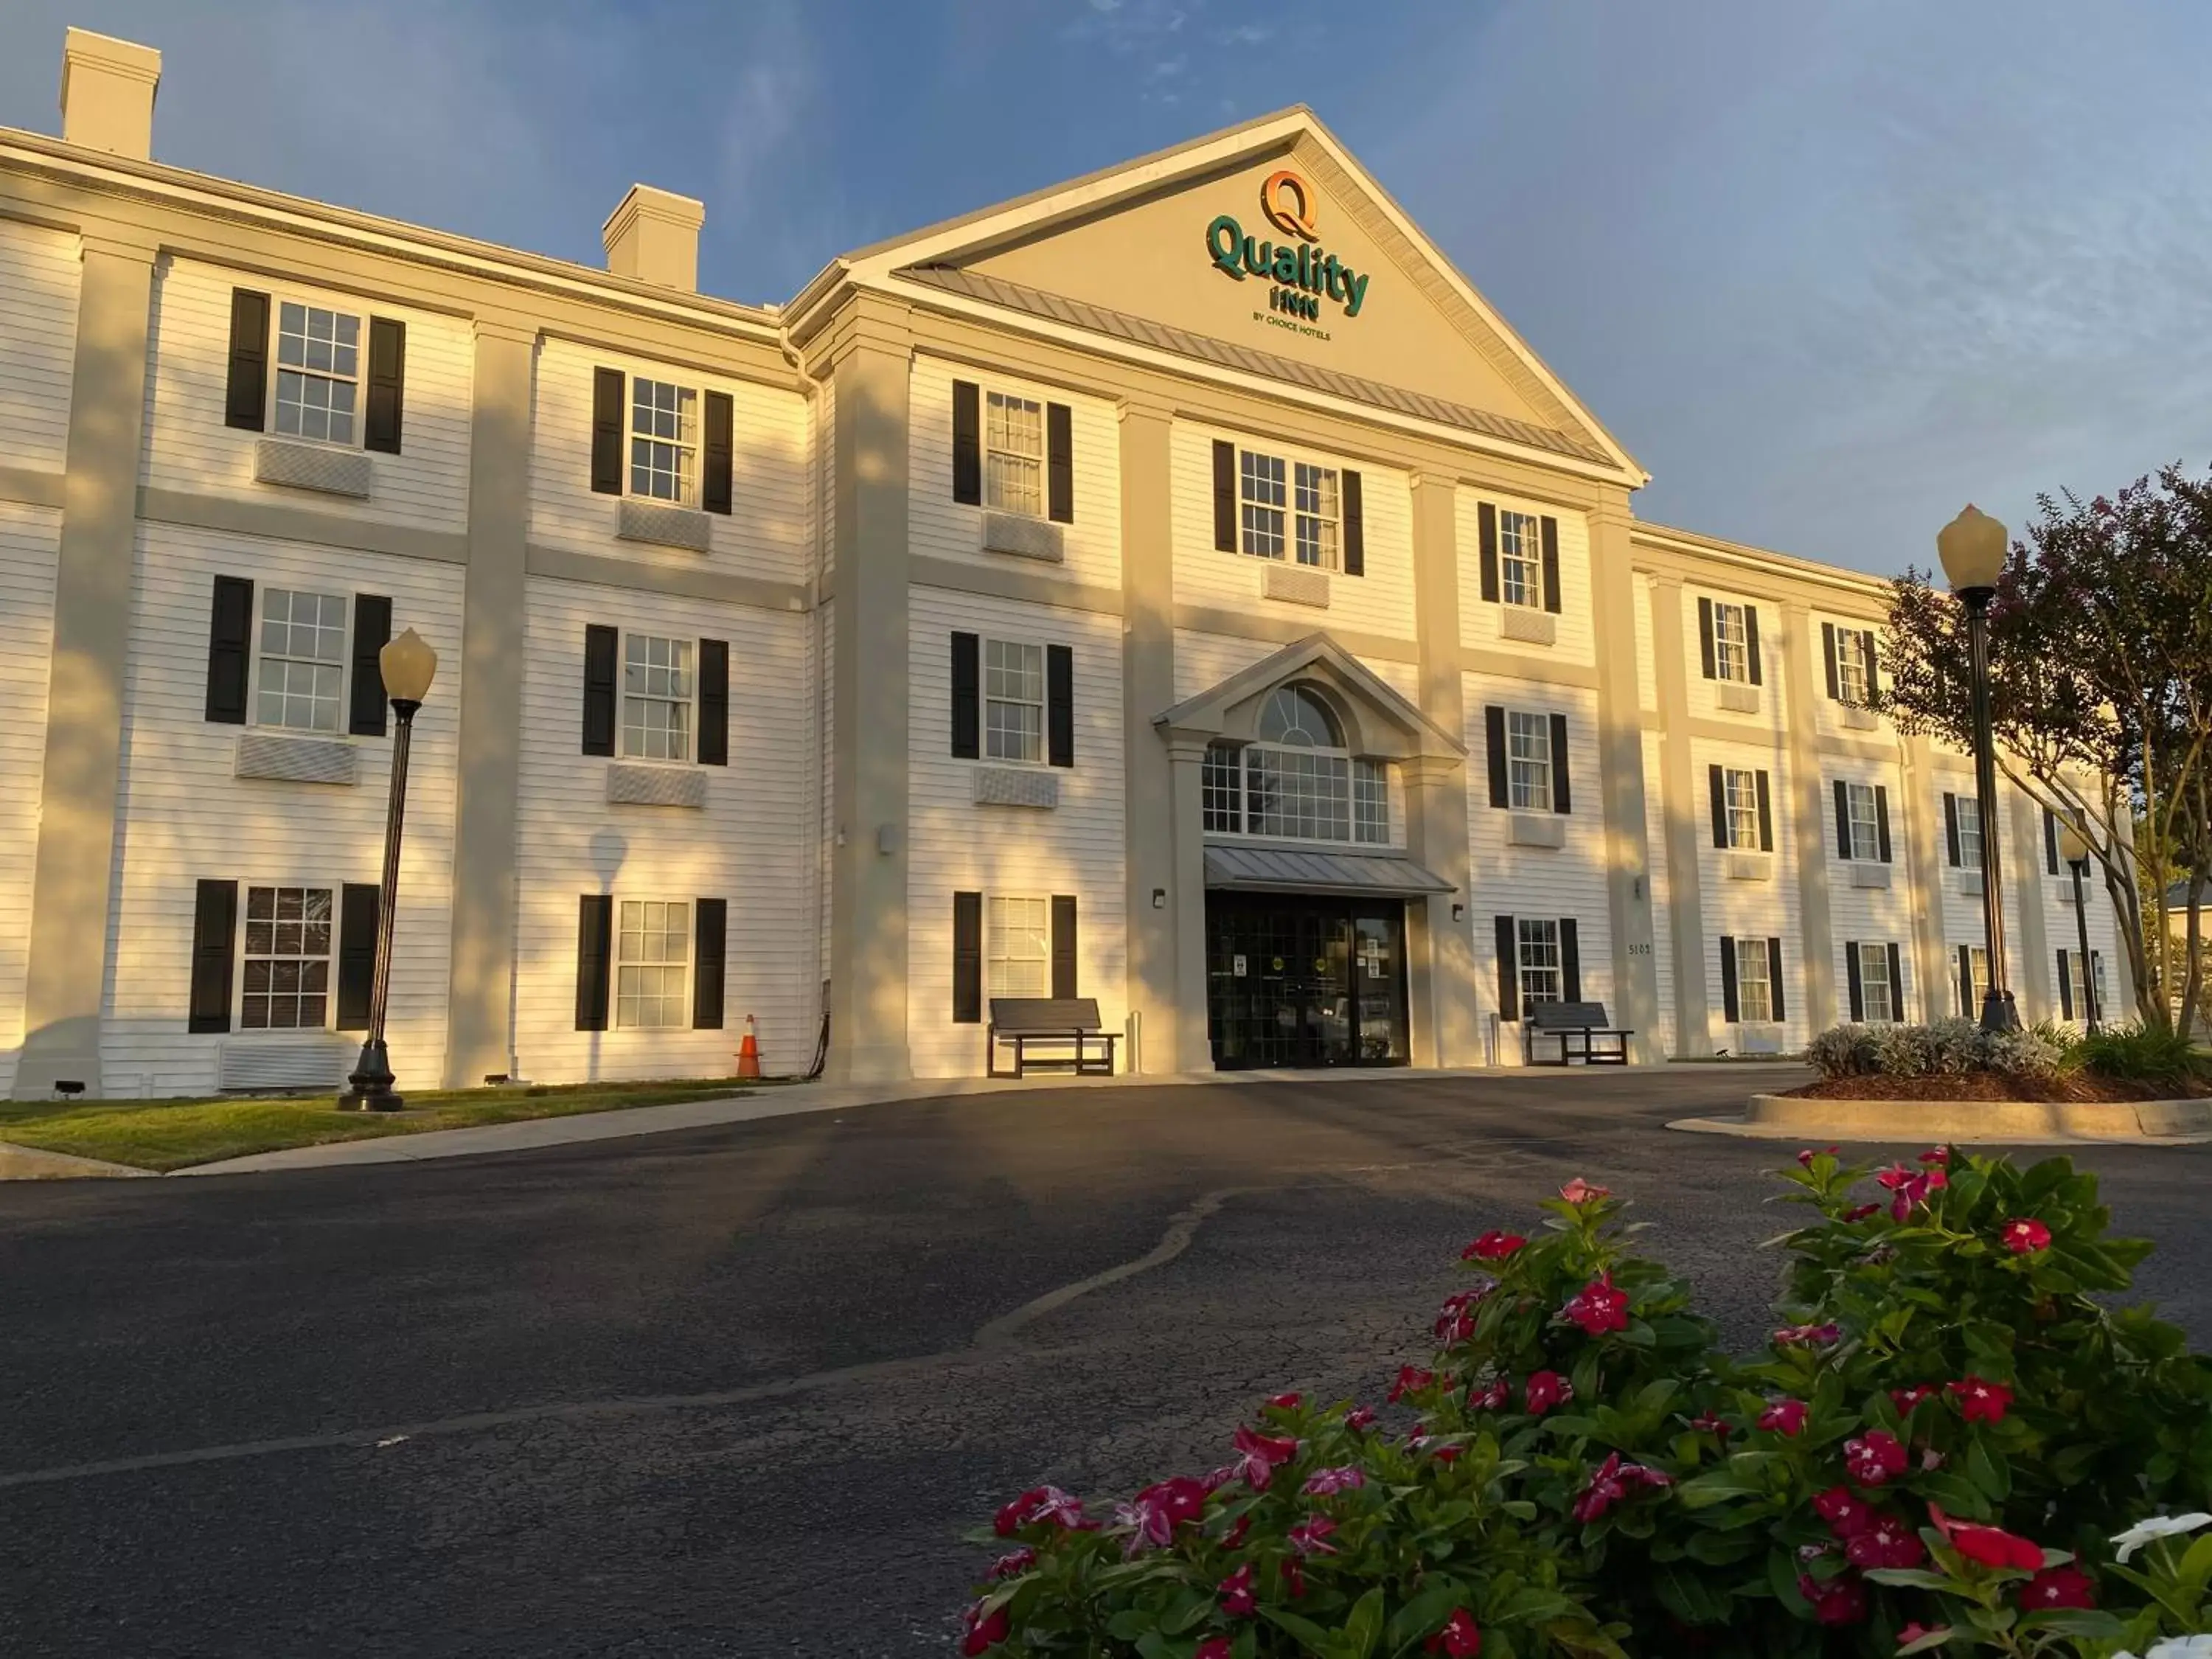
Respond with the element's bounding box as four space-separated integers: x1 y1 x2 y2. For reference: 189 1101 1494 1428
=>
2057 813 2099 1032
338 629 438 1111
1938 504 2020 1033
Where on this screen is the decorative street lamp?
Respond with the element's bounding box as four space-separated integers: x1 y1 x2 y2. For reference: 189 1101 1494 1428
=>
338 627 438 1111
2057 813 2100 1033
1935 504 2020 1033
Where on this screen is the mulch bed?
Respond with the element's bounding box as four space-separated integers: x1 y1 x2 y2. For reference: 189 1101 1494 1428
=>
1785 1072 2212 1103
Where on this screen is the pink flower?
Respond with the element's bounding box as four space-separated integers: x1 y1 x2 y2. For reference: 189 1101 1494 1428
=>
1425 1608 1484 1656
1222 1514 1251 1550
1427 1442 1464 1464
1875 1163 1949 1220
1287 1514 1340 1557
1897 1621 1950 1648
1930 1506 2045 1571
1563 1274 1630 1336
1345 1405 1376 1431
1523 1370 1571 1415
961 1599 1010 1655
1813 1485 1874 1538
1759 1397 1809 1436
1846 1512 1926 1571
1571 1451 1672 1523
1115 1475 1209 1554
1469 1376 1510 1411
1689 1410 1733 1438
1302 1465 1366 1496
1231 1424 1300 1490
1280 1558 1306 1599
1435 1287 1489 1343
1559 1178 1612 1204
1843 1203 1882 1222
1797 1146 1840 1166
1464 1230 1526 1261
987 1548 1034 1581
994 1484 1088 1536
1219 1562 1256 1616
1774 1322 1841 1346
2001 1217 2052 1255
1919 1147 1952 1166
1797 1571 1869 1627
1948 1376 2013 1425
1266 1391 1304 1411
1843 1431 1908 1487
1195 1641 1233 1659
1889 1385 1937 1416
1389 1365 1436 1404
2020 1563 2095 1610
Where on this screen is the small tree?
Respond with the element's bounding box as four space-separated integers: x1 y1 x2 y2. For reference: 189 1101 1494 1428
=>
1882 464 2212 1034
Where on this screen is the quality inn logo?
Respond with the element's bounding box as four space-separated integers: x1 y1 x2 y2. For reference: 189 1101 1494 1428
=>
1206 168 1371 322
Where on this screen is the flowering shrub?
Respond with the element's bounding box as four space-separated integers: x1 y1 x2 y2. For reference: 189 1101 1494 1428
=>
962 1152 2212 1656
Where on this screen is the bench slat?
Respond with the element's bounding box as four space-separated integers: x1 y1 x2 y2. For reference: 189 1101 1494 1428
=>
989 997 1104 1033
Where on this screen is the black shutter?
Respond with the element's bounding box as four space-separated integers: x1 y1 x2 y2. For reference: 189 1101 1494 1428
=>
348 594 392 737
2056 948 2073 1020
1755 771 1773 852
1888 942 1904 1020
1485 706 1509 809
1860 631 1880 700
204 575 254 724
591 367 626 495
1478 501 1500 602
703 390 734 515
187 879 238 1034
1823 622 1840 700
1540 515 1561 613
698 639 729 766
950 632 981 759
1560 917 1582 1002
1708 765 1728 849
1745 605 1763 685
1767 937 1786 1022
693 899 726 1029
1548 711 1571 815
582 625 618 756
1211 439 1237 551
1697 597 1717 679
953 381 982 505
1944 793 1961 866
1719 936 1739 1024
953 892 983 1023
1051 895 1078 998
1046 644 1074 769
223 288 270 431
1046 402 1074 524
575 896 613 1031
1874 786 1892 863
1846 942 1865 1021
1494 916 1518 1022
1958 944 1974 1016
364 317 406 455
336 883 379 1031
2044 809 2059 875
1341 469 1364 576
1834 779 1853 859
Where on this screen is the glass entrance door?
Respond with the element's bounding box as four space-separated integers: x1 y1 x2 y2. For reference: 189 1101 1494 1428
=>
1206 893 1408 1068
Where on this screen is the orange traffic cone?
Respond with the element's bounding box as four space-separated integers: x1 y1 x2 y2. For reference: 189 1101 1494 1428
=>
737 1015 762 1079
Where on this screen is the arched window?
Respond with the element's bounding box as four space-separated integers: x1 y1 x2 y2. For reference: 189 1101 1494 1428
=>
1257 685 1343 748
1202 682 1388 845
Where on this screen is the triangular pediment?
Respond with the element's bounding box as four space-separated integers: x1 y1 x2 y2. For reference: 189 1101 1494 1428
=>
1155 633 1464 763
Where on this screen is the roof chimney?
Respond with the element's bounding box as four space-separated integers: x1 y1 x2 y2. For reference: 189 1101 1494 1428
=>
60 27 161 160
601 185 706 292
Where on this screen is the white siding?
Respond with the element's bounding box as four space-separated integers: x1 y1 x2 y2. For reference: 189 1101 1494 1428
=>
908 355 1122 592
141 257 473 534
529 338 810 585
0 504 61 1092
0 220 80 473
1681 585 1789 730
512 576 815 1083
908 585 1126 1079
1173 628 1276 704
1689 732 1807 1052
1820 753 1923 1023
1632 577 1658 714
1455 489 1597 668
1809 609 1893 740
102 522 464 1097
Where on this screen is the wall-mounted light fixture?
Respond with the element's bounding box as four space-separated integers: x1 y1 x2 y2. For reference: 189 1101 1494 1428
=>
1451 902 1466 923
1152 888 1166 909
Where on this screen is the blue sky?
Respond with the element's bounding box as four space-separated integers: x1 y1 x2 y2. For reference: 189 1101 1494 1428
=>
4 0 2208 574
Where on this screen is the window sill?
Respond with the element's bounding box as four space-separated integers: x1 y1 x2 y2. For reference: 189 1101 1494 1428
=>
606 762 706 808
1506 812 1566 849
1725 852 1774 882
234 731 358 786
254 437 372 500
973 766 1060 809
1849 861 1893 889
1499 606 1557 647
617 496 712 553
1715 683 1762 715
979 512 1065 563
1262 563 1330 608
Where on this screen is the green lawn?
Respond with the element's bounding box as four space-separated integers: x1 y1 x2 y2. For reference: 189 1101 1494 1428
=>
0 1077 779 1173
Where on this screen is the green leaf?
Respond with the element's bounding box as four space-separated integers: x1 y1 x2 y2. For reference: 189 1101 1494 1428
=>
1966 1439 2012 1501
1259 1607 1335 1648
1338 1587 1384 1658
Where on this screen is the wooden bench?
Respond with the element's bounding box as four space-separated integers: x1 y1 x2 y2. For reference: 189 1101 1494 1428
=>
987 997 1119 1078
1523 1000 1634 1067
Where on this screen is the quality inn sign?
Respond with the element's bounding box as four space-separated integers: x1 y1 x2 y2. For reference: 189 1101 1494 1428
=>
1205 169 1372 324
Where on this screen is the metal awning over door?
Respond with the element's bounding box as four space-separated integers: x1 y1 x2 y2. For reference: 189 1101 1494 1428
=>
1202 844 1453 897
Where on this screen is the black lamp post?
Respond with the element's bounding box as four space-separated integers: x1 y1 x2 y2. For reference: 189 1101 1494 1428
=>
2057 814 2100 1032
339 627 438 1111
1936 504 2020 1034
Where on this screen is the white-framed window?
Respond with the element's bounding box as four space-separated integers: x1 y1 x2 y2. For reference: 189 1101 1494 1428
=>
622 633 693 762
1203 742 1242 833
241 884 333 1029
1844 782 1879 861
1956 796 1984 870
984 391 1043 517
630 376 698 505
987 895 1051 997
1352 759 1388 844
1837 633 1871 706
1499 510 1543 608
1293 463 1339 568
1239 448 1340 569
1735 937 1775 1023
274 301 361 445
1205 686 1388 846
1960 945 1991 1015
256 587 348 734
984 639 1045 763
1239 449 1286 560
1713 602 1751 684
1516 917 1562 1006
1507 711 1552 811
615 899 689 1029
1724 767 1762 850
1859 943 1896 1023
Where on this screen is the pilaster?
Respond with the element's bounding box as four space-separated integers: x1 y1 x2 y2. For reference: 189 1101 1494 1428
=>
2008 788 2053 1019
1119 398 1180 1072
1781 602 1837 1034
1649 573 1713 1055
1408 474 1480 1065
1163 736 1215 1072
1898 734 1954 1022
1588 497 1661 1060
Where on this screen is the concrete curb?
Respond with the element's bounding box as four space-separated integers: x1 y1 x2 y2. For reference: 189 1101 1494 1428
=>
0 1140 157 1180
1670 1091 2212 1147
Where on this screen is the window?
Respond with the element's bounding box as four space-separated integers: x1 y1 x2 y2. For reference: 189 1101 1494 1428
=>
1239 449 1340 568
1507 712 1552 811
630 376 698 504
1723 767 1762 850
1713 602 1750 683
1837 634 1871 706
1203 743 1242 832
1517 918 1562 1006
616 900 689 1029
1239 450 1286 559
274 302 360 444
1205 686 1388 845
256 588 347 733
241 885 332 1029
987 896 1050 996
1734 937 1775 1023
1961 946 1990 1015
1844 782 1879 860
1956 797 1984 870
1499 510 1543 608
622 634 692 762
1352 760 1388 844
984 391 1043 517
1860 944 1896 1023
984 639 1045 763
1293 463 1339 568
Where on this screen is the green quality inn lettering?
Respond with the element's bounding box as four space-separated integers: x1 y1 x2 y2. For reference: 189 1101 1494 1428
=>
1206 168 1370 324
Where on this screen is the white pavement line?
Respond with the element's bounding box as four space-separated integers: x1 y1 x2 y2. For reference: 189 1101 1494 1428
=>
0 1186 1252 1492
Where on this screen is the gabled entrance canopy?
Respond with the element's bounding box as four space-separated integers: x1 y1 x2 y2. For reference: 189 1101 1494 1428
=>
1153 632 1464 763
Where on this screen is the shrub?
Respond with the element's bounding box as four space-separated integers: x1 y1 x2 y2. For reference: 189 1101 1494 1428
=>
1867 1021 1933 1079
1983 1024 2071 1080
2081 1022 2212 1088
1807 1023 1877 1079
964 1154 2212 1657
1924 1016 1986 1075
